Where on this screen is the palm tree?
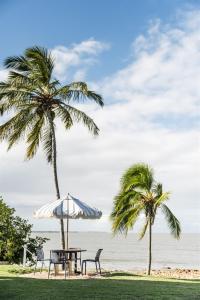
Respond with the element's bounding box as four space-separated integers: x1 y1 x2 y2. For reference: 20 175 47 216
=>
111 163 181 275
0 46 103 250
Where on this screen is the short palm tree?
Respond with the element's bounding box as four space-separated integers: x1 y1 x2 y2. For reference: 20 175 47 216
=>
111 163 181 275
0 46 103 249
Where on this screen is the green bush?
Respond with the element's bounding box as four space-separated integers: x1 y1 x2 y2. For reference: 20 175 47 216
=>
0 197 48 263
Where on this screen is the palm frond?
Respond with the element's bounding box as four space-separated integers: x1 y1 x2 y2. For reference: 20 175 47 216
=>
26 116 45 159
121 163 154 193
60 102 99 135
7 71 38 88
161 204 181 239
153 183 163 197
42 125 53 163
155 191 170 206
57 82 104 107
87 90 104 107
55 105 73 130
111 205 143 235
0 101 14 115
7 109 37 150
0 108 34 142
0 81 36 104
4 55 30 72
139 219 149 240
112 190 143 216
111 187 144 235
25 46 54 84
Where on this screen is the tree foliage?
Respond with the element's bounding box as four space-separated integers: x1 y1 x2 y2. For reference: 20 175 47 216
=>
0 197 47 263
111 163 181 239
0 46 103 162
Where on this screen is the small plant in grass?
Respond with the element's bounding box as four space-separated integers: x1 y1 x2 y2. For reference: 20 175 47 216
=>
8 265 47 274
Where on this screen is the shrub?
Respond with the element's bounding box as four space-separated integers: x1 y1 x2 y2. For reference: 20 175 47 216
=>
0 197 48 263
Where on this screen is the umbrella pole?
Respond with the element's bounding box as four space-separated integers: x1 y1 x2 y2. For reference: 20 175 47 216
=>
66 196 69 249
66 217 69 249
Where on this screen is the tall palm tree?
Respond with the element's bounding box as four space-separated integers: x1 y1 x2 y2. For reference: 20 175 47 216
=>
111 163 181 275
0 46 103 250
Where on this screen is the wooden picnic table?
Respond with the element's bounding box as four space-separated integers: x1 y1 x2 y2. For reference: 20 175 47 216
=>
52 249 87 274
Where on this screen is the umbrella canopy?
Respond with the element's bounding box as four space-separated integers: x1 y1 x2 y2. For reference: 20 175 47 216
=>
34 194 102 219
34 193 102 249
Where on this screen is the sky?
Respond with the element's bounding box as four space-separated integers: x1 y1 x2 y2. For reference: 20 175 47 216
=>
0 0 200 234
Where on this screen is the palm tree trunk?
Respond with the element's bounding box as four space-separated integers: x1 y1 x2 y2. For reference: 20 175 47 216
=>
48 112 65 250
148 220 152 275
52 134 65 250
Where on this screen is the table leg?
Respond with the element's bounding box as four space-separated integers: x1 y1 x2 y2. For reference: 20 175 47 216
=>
74 253 77 273
68 260 72 275
55 265 59 275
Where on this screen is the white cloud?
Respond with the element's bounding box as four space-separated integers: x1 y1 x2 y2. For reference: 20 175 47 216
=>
0 69 8 81
51 39 110 81
73 69 87 81
0 9 200 234
102 11 200 119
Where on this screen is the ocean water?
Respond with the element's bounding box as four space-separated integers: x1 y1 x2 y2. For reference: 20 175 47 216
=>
32 232 200 271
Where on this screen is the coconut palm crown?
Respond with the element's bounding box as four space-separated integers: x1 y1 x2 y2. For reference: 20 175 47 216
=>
0 46 104 249
111 163 181 275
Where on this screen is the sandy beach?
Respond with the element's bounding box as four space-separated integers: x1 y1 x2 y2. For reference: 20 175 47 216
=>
136 268 200 280
20 268 200 280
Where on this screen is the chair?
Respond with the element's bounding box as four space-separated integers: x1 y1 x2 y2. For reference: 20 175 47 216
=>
81 249 103 275
34 247 50 274
48 250 69 279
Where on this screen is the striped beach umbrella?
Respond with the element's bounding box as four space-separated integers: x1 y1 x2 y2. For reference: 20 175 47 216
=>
34 193 102 248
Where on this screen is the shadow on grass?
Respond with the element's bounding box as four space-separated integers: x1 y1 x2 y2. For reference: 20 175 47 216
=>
102 271 200 282
102 271 141 278
0 275 200 300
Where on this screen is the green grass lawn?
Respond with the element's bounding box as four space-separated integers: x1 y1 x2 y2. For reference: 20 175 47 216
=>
0 265 199 300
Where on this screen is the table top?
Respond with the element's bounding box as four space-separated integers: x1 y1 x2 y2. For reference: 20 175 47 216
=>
51 249 87 253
